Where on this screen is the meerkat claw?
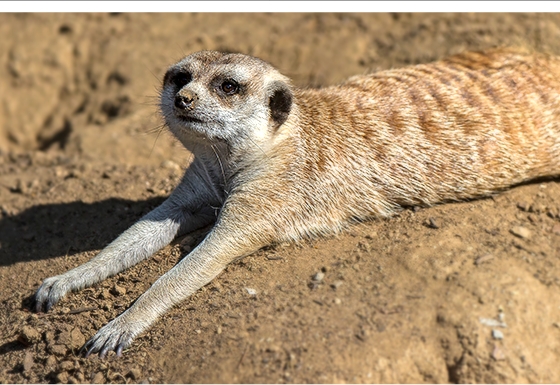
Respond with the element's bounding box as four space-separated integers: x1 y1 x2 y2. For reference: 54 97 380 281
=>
99 347 110 359
82 316 137 358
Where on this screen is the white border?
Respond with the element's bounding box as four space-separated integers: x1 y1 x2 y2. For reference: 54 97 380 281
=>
1 2 557 13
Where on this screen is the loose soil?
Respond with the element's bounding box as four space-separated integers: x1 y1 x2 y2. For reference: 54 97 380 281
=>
1 13 560 384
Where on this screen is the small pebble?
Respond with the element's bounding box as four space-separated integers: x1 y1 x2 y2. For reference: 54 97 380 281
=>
75 372 85 383
479 317 507 328
245 287 257 296
18 326 41 346
46 355 57 367
517 201 529 211
57 328 86 350
492 345 506 361
426 217 440 229
49 344 68 356
99 288 111 300
312 271 325 282
475 254 494 266
22 352 34 372
510 226 531 239
161 160 180 170
56 371 69 384
111 284 127 296
331 280 343 290
128 368 142 381
527 214 538 223
492 329 504 340
334 298 342 305
552 224 560 235
529 203 547 213
92 372 105 384
59 360 73 371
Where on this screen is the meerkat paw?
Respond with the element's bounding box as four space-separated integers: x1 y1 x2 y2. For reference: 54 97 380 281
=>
33 275 73 313
82 317 139 358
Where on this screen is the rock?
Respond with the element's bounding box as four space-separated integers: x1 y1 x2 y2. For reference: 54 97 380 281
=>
334 298 342 305
49 344 68 356
92 372 105 384
161 160 180 170
491 345 506 361
74 372 85 383
479 317 507 328
99 289 111 300
331 280 343 290
245 288 257 296
426 217 440 229
22 352 34 372
529 203 547 213
475 254 494 266
510 226 531 239
18 326 42 346
56 371 69 384
552 223 560 235
59 360 73 371
517 201 529 211
128 368 142 381
43 330 55 344
312 271 325 282
492 329 504 340
45 355 57 367
527 214 538 223
111 284 126 296
58 327 85 350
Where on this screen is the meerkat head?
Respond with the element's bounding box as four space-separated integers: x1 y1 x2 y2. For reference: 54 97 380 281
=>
160 51 293 150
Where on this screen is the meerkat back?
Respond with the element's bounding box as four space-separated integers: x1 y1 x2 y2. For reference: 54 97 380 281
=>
289 48 560 219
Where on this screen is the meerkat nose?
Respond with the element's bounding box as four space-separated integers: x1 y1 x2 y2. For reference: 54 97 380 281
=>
174 91 197 111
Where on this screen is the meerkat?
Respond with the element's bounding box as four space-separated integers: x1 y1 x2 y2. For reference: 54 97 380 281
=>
33 48 560 357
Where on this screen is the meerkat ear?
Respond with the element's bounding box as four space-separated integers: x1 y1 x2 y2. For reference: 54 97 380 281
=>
269 81 293 130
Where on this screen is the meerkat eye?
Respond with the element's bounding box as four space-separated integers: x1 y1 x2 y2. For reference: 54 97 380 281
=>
221 80 239 95
171 72 192 88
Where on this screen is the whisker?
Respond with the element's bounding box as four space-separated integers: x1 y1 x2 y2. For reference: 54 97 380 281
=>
149 123 167 157
243 131 269 160
144 122 167 136
211 144 229 197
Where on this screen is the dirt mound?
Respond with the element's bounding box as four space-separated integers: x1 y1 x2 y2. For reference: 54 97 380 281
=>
1 13 560 383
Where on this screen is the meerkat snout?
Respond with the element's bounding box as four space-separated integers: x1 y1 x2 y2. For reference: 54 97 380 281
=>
174 89 198 111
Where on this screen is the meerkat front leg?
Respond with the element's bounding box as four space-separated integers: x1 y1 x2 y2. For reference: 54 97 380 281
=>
82 201 272 358
33 158 223 313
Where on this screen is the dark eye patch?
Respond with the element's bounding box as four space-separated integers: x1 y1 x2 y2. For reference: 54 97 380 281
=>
164 70 192 88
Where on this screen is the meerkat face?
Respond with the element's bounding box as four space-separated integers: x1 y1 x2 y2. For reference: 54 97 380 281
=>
160 51 293 149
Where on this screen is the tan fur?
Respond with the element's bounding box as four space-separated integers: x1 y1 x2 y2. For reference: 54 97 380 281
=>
34 48 560 357
223 48 560 246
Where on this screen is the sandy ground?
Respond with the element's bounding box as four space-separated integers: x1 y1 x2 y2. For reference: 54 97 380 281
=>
1 13 560 384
